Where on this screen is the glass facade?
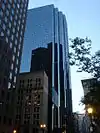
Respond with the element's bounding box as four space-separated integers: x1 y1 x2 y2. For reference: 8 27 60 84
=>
0 0 29 132
0 0 29 89
21 4 72 131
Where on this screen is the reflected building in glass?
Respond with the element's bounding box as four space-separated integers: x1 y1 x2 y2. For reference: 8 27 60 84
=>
21 5 72 132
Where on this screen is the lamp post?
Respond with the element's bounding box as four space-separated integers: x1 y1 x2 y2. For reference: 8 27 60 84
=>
87 107 93 133
40 124 46 133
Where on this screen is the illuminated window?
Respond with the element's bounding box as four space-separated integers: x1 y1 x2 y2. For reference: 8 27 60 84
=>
12 55 15 61
10 42 12 48
8 82 11 89
9 73 12 80
11 63 14 70
14 47 16 53
14 76 16 83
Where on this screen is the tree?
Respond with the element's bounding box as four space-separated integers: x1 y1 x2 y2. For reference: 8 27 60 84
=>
69 37 100 78
69 37 92 72
69 37 100 130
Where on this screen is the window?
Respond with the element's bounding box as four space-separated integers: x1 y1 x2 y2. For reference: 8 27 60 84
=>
37 107 39 112
34 108 36 112
13 3 16 8
36 120 39 126
12 55 15 61
14 47 16 53
1 32 4 36
8 82 11 89
13 28 15 33
2 3 5 10
11 35 14 41
20 31 23 36
8 3 11 9
3 116 6 124
10 16 13 21
34 114 36 119
14 76 16 83
17 3 20 9
17 26 20 31
10 42 12 48
7 29 10 36
16 32 18 38
15 67 18 74
0 10 3 17
16 9 18 14
11 63 13 70
9 118 12 125
16 59 18 65
15 15 18 20
3 24 6 30
15 39 17 45
9 73 12 80
6 10 9 16
14 20 17 26
17 51 20 57
6 37 8 43
18 20 21 25
38 95 40 99
11 9 14 16
37 114 39 119
5 17 7 23
9 22 11 28
18 44 21 50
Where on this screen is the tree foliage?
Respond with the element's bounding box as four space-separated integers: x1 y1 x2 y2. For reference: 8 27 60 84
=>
69 37 100 117
69 37 100 78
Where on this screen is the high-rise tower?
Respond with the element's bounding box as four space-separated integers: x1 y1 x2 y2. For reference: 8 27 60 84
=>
0 0 29 132
21 5 72 132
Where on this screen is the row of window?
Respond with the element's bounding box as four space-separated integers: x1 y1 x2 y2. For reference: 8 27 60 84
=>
0 116 12 125
20 78 42 88
20 78 41 83
16 115 40 124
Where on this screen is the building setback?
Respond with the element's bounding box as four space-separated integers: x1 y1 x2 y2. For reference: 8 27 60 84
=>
0 0 29 132
15 71 48 133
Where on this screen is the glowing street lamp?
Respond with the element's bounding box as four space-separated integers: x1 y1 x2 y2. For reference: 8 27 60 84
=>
40 124 46 133
87 107 94 132
87 107 93 114
13 130 17 133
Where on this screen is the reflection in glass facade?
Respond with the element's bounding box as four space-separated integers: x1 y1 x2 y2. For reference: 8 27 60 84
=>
21 4 72 131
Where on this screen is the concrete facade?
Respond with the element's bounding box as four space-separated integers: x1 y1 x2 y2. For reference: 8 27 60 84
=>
15 71 48 133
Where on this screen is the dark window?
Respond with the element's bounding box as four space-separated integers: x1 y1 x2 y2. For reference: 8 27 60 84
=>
9 118 12 125
1 90 5 98
3 116 6 124
37 114 39 119
34 107 36 112
37 107 39 112
37 120 39 126
34 114 36 119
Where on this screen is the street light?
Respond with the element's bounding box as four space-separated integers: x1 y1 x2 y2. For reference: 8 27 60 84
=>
87 107 93 133
87 107 93 114
40 124 46 133
13 130 17 133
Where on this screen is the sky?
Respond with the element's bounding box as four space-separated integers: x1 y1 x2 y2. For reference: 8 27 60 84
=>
28 0 100 112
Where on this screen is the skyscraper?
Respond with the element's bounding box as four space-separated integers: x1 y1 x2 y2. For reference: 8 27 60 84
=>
21 5 72 132
0 0 29 132
0 0 29 89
